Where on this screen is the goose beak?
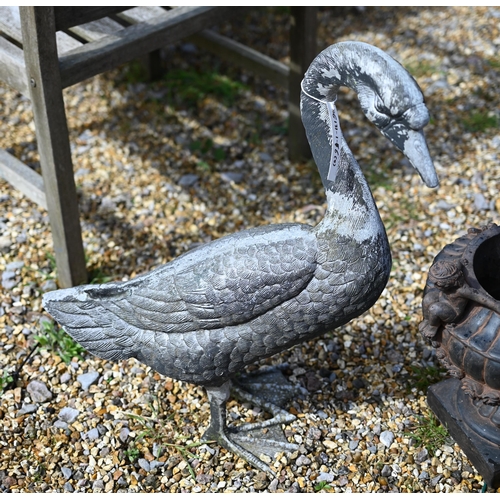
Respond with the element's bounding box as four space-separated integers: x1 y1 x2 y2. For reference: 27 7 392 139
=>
382 124 439 188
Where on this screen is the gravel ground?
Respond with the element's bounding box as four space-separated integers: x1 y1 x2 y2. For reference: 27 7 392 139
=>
1 6 500 493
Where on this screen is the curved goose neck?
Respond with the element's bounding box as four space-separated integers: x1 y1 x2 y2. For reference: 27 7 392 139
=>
301 42 392 241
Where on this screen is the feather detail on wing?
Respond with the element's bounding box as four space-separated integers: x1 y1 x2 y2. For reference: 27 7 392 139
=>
42 223 318 365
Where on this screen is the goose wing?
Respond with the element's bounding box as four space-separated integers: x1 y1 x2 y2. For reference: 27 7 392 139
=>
42 224 318 365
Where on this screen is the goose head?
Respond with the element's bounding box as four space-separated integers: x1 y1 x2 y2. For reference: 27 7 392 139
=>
301 41 438 188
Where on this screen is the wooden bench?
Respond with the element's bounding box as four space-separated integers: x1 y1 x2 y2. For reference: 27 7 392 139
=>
0 6 317 287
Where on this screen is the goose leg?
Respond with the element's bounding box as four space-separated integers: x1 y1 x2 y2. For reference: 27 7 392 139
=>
201 381 298 474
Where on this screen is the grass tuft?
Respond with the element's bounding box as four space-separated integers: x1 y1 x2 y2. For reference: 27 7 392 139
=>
406 411 448 456
35 321 86 364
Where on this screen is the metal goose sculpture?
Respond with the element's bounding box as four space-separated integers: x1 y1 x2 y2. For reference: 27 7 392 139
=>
43 41 438 473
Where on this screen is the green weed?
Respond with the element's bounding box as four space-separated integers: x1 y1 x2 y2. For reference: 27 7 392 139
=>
190 138 226 165
124 446 141 462
164 69 246 108
0 369 14 394
407 364 446 394
88 266 113 285
35 321 85 364
462 111 498 132
405 61 439 78
314 480 332 492
31 464 46 483
487 57 500 69
123 397 208 479
123 60 149 84
405 411 448 456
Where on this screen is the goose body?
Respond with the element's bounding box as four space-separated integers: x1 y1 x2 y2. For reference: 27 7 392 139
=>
43 41 438 473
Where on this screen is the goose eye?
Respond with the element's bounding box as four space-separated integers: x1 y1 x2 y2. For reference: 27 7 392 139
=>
374 96 390 115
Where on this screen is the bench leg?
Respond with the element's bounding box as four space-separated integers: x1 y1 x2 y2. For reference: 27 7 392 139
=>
20 7 87 288
288 7 317 162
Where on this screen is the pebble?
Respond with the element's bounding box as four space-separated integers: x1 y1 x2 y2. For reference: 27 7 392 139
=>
40 280 58 292
57 407 80 424
2 271 18 290
414 448 429 464
119 427 130 443
430 474 443 487
85 428 100 441
220 172 244 183
5 261 23 271
178 174 199 187
26 380 53 403
93 479 105 491
474 193 489 211
296 455 311 466
61 467 73 480
16 404 37 416
268 478 279 492
381 464 393 477
379 430 394 448
77 371 100 391
419 471 430 481
64 482 74 492
316 472 334 482
0 236 11 251
138 458 150 472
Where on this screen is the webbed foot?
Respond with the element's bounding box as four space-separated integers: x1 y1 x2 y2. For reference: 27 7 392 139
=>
202 379 300 475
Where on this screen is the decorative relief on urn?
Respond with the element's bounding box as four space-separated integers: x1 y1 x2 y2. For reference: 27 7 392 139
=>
421 223 500 487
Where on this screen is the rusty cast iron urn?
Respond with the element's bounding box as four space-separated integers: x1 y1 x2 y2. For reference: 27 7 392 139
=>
420 223 500 487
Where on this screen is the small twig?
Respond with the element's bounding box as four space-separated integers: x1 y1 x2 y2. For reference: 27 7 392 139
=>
3 342 40 392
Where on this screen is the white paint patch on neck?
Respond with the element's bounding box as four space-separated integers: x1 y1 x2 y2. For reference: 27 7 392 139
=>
323 190 381 243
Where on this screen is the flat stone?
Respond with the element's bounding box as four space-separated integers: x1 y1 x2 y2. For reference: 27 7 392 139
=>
379 430 394 447
414 448 429 463
119 427 130 443
316 472 334 482
138 458 150 472
430 474 443 486
77 371 100 391
40 280 58 292
27 380 53 403
5 261 23 271
58 407 80 424
381 464 393 477
17 404 37 416
178 174 199 187
61 467 73 480
0 236 12 250
64 482 74 492
418 471 429 481
149 460 165 470
220 172 244 183
85 428 100 441
474 193 489 211
296 455 311 466
93 479 105 491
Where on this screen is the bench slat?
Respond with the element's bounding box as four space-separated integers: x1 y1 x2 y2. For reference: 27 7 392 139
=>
0 36 29 96
116 6 168 24
0 148 47 210
0 6 82 55
189 30 289 87
54 7 129 31
69 17 125 43
59 6 231 88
